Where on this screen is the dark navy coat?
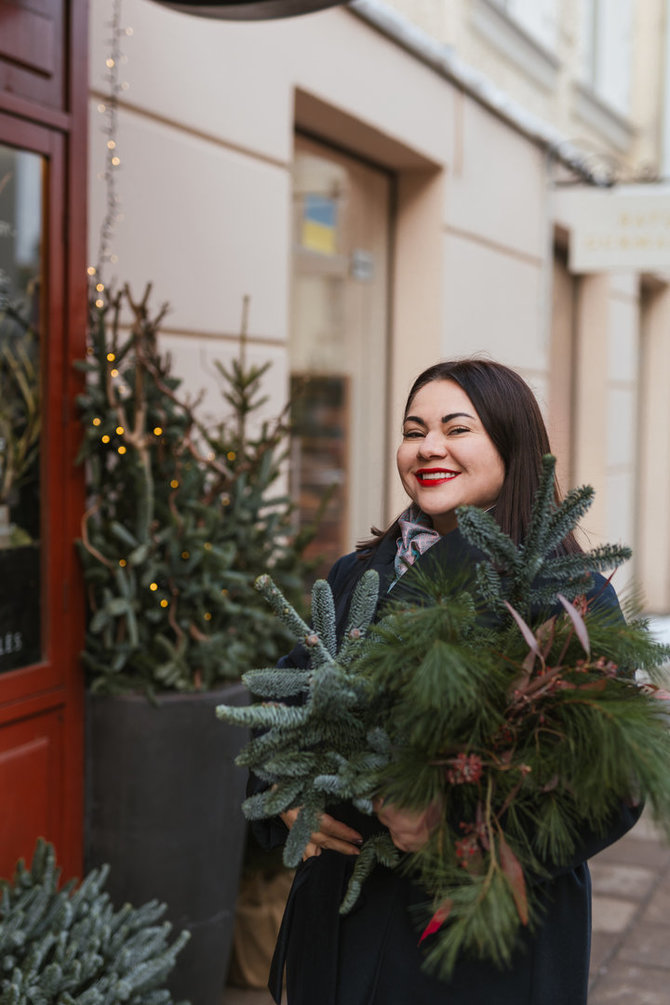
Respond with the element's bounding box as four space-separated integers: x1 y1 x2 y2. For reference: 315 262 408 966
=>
256 528 640 1005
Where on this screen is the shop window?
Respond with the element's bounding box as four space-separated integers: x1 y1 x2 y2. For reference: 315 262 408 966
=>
0 144 43 673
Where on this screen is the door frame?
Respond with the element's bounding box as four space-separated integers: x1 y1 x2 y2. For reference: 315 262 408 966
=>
0 47 87 878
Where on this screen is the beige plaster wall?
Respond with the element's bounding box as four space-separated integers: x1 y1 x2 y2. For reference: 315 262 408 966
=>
88 103 291 339
88 0 456 358
441 94 550 408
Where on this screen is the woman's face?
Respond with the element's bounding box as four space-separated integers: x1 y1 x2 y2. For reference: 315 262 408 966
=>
396 379 505 535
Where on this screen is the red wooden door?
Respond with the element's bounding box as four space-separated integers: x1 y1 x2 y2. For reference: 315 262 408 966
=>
0 0 87 881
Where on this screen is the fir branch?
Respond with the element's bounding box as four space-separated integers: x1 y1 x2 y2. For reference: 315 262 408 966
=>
339 833 401 914
255 574 333 668
284 803 322 868
520 453 558 567
242 667 311 699
0 840 188 1004
452 507 519 571
311 579 337 660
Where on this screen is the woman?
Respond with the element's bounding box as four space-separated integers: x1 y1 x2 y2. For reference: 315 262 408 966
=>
256 359 639 1005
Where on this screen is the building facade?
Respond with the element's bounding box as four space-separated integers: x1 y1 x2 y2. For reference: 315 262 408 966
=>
88 0 670 605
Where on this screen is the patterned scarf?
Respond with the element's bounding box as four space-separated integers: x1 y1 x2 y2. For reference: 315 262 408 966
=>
391 504 441 589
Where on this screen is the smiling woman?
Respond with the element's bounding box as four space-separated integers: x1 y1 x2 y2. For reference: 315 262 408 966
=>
252 357 632 1005
396 380 505 536
393 358 580 551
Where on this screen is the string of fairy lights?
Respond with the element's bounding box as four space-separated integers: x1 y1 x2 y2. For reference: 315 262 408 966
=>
86 2 129 486
87 0 131 305
83 4 219 624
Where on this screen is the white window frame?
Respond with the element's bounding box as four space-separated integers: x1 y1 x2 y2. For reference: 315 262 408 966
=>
577 0 633 119
471 0 561 92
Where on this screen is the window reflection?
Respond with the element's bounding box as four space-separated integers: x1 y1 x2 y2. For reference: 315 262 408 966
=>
0 145 43 672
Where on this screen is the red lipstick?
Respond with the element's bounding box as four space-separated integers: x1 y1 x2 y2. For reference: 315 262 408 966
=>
415 468 459 487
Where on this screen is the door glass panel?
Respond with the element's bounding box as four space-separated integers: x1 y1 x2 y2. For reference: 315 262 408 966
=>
290 373 349 570
290 138 391 575
0 144 43 672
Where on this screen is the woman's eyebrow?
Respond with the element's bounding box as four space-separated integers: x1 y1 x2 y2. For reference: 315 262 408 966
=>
442 411 475 423
403 410 475 426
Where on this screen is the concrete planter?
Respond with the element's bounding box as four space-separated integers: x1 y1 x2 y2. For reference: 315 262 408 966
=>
85 683 249 1005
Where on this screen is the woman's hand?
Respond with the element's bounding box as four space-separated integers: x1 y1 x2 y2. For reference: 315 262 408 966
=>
373 798 442 852
280 808 363 861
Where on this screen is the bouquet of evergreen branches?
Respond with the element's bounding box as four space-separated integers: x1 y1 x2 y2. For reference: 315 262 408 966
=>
217 456 670 977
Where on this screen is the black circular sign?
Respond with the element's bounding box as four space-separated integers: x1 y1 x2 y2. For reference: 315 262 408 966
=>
153 0 345 20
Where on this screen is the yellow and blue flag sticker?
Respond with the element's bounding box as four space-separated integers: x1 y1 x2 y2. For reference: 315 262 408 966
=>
301 194 337 255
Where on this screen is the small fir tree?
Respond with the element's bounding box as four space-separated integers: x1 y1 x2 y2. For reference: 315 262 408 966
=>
217 456 670 976
0 839 189 1005
76 285 317 694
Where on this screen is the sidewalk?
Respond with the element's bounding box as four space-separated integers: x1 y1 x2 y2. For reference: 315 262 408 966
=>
588 811 670 1004
223 812 670 1005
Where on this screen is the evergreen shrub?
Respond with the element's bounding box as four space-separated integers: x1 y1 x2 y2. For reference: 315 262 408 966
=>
0 839 189 1005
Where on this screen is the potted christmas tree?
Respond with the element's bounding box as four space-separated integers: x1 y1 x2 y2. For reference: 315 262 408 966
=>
77 284 316 1005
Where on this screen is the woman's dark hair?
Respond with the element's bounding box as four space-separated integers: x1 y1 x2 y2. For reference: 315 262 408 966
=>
359 357 580 554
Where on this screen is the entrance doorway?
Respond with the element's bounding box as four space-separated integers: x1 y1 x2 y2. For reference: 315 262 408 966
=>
290 135 392 573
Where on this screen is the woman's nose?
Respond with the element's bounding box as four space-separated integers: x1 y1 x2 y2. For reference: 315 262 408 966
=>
418 431 448 457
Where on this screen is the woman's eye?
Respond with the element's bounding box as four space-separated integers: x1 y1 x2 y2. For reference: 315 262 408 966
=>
402 429 423 439
448 426 469 435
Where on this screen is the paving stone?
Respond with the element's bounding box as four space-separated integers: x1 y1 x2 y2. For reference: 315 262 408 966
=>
617 921 670 969
627 813 666 843
589 931 621 980
589 862 657 901
593 837 670 871
223 989 275 1005
640 871 670 925
588 962 670 1004
592 896 639 934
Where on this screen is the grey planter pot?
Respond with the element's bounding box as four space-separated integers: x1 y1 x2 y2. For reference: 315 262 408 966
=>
85 683 249 1005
